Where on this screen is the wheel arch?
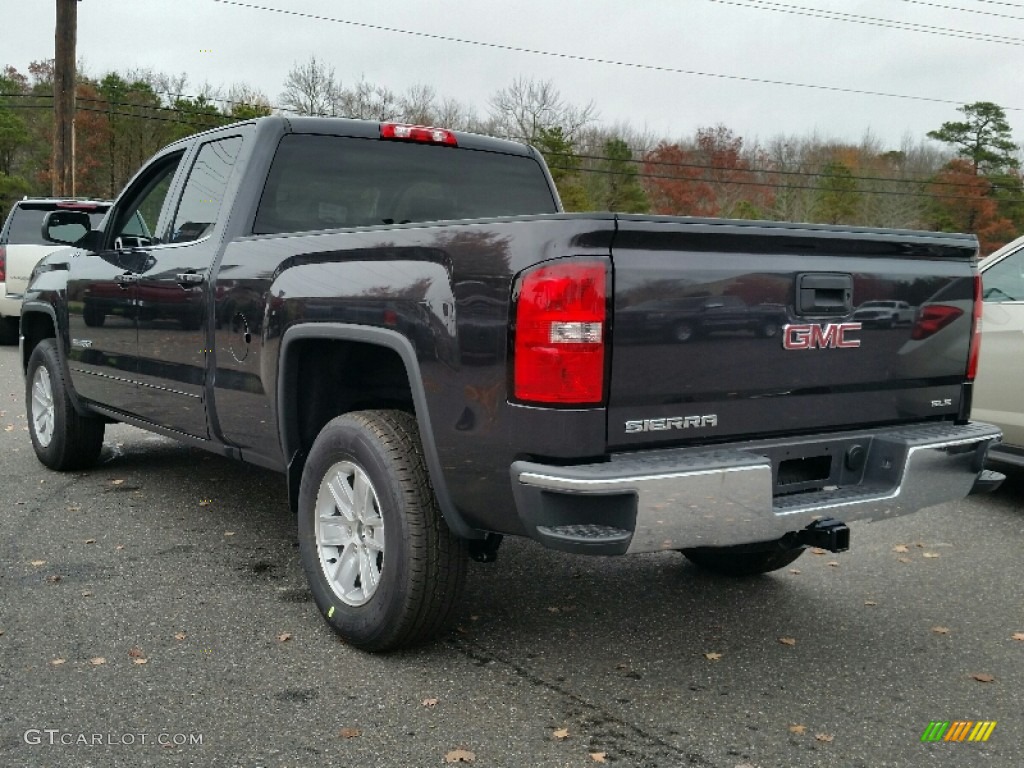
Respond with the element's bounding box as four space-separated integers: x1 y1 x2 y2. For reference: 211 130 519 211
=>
20 303 58 373
277 323 477 539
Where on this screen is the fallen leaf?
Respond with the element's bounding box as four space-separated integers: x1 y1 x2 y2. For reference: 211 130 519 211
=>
223 531 235 537
174 632 187 641
66 506 81 512
128 646 145 658
81 590 93 597
789 723 807 734
914 542 926 548
704 651 723 661
111 479 125 486
4 425 13 432
826 561 840 567
84 539 95 545
89 657 106 666
778 637 797 646
552 727 569 740
115 545 125 551
132 658 148 665
546 606 560 613
199 500 211 506
892 545 909 553
422 697 439 707
277 632 292 643
338 727 361 739
897 557 912 563
615 662 629 670
30 560 46 567
50 658 66 666
864 600 877 606
923 552 940 559
1012 632 1024 642
590 753 607 764
47 575 62 584
445 748 476 763
971 673 995 683
788 568 801 574
0 629 5 636
931 626 950 635
815 733 834 743
810 547 827 555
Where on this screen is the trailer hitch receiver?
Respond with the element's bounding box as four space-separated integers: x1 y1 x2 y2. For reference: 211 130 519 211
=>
795 518 850 552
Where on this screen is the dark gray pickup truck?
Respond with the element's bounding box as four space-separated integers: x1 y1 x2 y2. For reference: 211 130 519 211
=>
21 116 1002 651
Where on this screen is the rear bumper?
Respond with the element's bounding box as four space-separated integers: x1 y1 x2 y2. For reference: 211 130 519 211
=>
510 421 1002 555
0 287 20 319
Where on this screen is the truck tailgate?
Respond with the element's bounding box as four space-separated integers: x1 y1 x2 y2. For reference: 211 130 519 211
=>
608 216 978 450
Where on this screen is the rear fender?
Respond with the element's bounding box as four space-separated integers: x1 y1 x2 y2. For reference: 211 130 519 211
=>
277 323 478 539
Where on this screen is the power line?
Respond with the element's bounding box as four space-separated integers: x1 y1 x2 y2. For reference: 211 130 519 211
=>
967 0 1024 7
709 0 1024 45
552 162 1024 204
897 0 1024 21
552 148 1021 192
210 0 1024 111
6 92 1018 195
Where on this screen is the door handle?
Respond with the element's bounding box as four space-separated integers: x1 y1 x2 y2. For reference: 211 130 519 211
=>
115 272 138 288
176 272 205 286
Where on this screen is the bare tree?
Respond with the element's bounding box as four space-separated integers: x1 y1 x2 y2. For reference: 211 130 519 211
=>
487 77 596 142
399 84 437 125
280 55 341 116
152 71 190 106
337 77 401 121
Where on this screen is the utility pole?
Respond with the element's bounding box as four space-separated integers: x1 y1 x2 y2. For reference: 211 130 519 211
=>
53 0 78 197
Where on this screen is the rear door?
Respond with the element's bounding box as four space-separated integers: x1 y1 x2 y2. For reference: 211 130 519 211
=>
132 132 246 437
607 217 977 449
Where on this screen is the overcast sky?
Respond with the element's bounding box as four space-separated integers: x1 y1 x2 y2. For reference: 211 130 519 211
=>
3 0 1022 149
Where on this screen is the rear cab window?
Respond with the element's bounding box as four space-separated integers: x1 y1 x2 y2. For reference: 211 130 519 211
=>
3 203 108 245
253 135 557 235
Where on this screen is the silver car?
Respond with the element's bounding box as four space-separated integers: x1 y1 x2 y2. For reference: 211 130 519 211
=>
974 235 1024 468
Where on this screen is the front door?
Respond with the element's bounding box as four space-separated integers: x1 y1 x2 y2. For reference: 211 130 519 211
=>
66 153 184 407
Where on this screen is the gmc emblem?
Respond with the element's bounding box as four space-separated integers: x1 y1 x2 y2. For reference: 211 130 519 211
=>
782 322 862 350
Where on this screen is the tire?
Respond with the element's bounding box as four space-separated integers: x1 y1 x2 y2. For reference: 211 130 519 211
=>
682 541 804 577
83 305 106 327
26 339 105 471
297 410 467 651
0 317 18 345
673 321 697 343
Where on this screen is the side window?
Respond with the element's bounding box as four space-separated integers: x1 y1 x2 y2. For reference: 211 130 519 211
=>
171 136 243 244
111 153 183 248
983 249 1024 302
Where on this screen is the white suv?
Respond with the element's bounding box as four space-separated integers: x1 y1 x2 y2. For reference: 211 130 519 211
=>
0 198 111 343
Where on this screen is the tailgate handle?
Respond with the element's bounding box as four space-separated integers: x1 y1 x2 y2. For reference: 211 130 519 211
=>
796 273 852 316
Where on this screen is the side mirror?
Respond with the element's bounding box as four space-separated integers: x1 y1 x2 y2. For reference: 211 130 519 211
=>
41 210 93 246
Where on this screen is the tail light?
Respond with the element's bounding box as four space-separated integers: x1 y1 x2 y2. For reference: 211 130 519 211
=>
910 304 963 340
512 260 607 405
966 272 983 381
380 123 457 146
0 245 6 282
